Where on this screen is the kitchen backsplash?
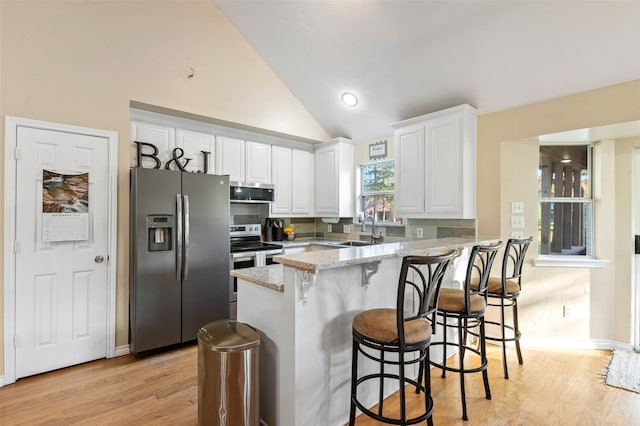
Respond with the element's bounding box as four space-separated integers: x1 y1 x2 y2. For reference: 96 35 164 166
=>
230 203 476 242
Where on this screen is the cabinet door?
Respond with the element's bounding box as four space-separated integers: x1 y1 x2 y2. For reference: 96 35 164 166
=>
291 149 313 215
395 125 425 214
175 129 215 174
131 121 174 169
271 146 292 215
216 136 245 182
424 113 462 215
246 141 271 184
314 145 338 216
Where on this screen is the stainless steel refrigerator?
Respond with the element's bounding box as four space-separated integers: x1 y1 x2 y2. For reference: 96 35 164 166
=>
130 168 230 355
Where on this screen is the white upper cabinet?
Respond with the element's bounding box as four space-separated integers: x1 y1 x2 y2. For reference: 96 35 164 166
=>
314 138 354 217
245 141 271 184
271 145 292 214
271 146 314 217
131 121 214 173
216 136 245 182
392 104 477 219
216 138 271 184
175 129 215 174
291 149 314 215
131 121 175 169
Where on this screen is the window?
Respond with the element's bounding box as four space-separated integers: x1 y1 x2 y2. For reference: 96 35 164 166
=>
538 144 592 256
360 160 397 224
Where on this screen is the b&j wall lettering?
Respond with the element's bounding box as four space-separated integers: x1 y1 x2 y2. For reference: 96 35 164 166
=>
134 141 211 173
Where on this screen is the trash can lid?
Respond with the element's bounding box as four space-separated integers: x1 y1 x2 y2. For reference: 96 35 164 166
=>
197 320 260 352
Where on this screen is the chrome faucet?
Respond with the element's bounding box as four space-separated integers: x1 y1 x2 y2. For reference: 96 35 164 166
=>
361 214 382 244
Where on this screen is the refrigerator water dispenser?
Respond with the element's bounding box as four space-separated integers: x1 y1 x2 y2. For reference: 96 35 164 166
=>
147 215 174 251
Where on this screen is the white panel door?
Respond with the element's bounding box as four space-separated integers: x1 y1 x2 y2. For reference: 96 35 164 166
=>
15 126 110 379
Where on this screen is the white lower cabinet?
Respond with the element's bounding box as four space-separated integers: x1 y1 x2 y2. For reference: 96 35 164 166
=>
392 104 477 219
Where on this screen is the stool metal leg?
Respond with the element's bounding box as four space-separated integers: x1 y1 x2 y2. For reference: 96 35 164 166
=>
441 312 448 378
349 339 358 425
425 347 434 426
513 299 523 365
480 317 491 400
458 317 468 421
500 297 509 379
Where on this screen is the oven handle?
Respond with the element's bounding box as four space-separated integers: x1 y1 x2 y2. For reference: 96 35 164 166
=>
232 256 254 263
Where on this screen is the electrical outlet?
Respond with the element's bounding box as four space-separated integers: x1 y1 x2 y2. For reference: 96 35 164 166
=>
417 228 423 238
511 231 524 239
511 201 524 213
511 216 524 229
327 224 332 233
563 305 573 318
343 224 351 234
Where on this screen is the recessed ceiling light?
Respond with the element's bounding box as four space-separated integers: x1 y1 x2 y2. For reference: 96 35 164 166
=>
560 158 571 163
341 92 358 107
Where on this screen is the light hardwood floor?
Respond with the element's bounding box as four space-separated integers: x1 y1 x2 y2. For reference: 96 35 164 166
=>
0 344 639 425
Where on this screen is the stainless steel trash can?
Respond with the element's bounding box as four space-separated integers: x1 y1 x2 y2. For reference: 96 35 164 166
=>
198 319 260 426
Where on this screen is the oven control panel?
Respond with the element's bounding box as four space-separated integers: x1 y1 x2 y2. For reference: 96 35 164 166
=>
230 224 262 236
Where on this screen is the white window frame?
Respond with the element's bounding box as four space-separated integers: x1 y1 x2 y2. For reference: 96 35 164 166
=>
535 142 607 268
358 159 397 226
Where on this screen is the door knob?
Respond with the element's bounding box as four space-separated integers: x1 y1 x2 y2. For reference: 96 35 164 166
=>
95 255 105 263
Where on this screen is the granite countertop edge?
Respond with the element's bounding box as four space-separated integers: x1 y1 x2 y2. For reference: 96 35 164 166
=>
231 236 501 292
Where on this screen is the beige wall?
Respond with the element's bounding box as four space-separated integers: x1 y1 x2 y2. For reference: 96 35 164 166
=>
480 81 640 347
0 1 330 374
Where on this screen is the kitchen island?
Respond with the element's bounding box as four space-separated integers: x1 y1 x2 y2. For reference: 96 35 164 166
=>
231 236 499 426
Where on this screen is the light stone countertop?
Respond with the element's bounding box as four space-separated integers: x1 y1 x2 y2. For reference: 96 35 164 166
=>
231 235 500 291
230 264 284 292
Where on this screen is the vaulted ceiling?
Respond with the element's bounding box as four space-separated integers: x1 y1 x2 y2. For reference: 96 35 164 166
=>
215 1 640 142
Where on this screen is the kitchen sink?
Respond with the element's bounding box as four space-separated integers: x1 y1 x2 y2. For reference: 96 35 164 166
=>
333 240 374 247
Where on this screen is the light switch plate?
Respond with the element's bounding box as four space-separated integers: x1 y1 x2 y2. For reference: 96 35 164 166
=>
511 201 524 213
416 228 424 238
511 231 524 239
511 216 524 228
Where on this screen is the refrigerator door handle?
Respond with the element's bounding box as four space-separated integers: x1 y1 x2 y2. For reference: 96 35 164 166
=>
183 195 190 280
176 194 183 281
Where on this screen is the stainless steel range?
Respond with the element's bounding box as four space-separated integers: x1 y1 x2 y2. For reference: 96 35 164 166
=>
229 223 283 319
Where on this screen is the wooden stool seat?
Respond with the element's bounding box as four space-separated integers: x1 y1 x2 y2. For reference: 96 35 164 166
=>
353 308 432 345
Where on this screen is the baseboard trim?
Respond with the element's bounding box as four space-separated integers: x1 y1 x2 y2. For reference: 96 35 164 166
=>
114 345 131 357
519 338 630 351
0 375 5 388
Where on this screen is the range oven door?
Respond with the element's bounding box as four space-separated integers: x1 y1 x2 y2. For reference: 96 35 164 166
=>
230 254 254 320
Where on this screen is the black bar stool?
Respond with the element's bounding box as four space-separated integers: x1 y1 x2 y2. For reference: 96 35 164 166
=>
482 237 532 379
348 250 456 425
429 242 503 421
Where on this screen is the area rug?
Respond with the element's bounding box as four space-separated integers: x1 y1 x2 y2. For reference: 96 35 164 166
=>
605 350 640 393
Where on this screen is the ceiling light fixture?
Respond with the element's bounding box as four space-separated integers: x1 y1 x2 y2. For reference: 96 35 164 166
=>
560 158 571 163
341 92 358 107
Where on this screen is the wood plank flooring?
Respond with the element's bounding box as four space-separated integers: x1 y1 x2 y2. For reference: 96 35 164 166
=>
0 344 638 425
